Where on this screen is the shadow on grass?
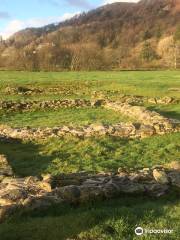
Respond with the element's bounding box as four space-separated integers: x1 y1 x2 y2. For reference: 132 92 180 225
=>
0 136 131 177
0 194 179 240
1 134 179 177
0 138 55 177
147 106 180 120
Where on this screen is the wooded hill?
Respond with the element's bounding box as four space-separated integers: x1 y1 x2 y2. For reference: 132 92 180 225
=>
0 0 180 71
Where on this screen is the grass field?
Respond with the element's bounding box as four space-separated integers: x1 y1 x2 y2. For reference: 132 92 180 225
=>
0 133 179 177
0 195 179 240
0 70 180 240
0 107 133 128
0 71 180 101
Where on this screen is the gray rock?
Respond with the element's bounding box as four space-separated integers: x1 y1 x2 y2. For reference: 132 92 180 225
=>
56 185 81 203
145 183 169 197
167 170 180 189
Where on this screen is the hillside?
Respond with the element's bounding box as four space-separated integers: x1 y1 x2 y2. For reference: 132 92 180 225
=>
0 0 180 70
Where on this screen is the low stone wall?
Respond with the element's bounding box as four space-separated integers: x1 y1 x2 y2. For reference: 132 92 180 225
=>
0 116 179 141
104 101 180 134
0 121 175 141
92 92 179 105
0 99 93 111
4 86 85 96
0 99 179 140
3 86 180 104
1 95 179 112
147 96 179 105
4 86 43 95
0 154 179 223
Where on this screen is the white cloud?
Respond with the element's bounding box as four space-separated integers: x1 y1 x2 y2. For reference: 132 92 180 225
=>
103 0 139 4
0 13 77 39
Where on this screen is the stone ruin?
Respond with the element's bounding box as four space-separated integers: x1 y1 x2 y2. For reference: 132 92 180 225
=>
92 91 179 105
4 86 43 95
0 154 179 223
3 85 87 96
0 95 179 112
0 99 92 111
0 96 179 222
104 101 180 135
0 99 179 141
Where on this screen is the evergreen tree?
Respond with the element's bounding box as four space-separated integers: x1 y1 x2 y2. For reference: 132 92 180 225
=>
141 42 157 62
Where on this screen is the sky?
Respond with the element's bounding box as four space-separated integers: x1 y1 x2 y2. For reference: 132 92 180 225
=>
0 0 139 39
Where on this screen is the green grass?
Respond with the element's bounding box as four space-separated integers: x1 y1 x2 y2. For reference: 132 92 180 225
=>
0 71 180 101
0 70 180 239
0 107 133 128
145 104 180 120
0 133 179 177
0 194 179 240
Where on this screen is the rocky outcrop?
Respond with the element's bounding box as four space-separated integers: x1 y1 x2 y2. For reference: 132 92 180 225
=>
0 158 179 223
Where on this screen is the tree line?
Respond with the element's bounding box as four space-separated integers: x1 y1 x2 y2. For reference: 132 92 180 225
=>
0 25 179 71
